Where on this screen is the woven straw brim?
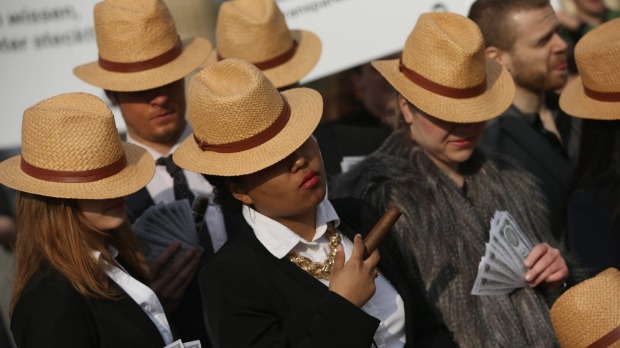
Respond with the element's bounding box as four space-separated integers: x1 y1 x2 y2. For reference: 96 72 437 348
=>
372 57 515 123
560 77 620 120
174 87 322 176
204 30 321 89
0 143 155 199
73 38 211 92
550 268 620 348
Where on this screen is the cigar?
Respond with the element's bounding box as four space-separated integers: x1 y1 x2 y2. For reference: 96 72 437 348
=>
363 206 402 259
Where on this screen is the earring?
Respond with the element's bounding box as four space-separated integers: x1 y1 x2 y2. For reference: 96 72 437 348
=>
249 207 256 223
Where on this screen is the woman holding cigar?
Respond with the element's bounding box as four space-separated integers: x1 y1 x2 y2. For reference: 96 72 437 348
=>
332 13 577 347
172 58 423 347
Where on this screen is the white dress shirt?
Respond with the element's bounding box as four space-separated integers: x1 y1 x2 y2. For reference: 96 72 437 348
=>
243 198 406 348
126 125 227 251
93 247 173 345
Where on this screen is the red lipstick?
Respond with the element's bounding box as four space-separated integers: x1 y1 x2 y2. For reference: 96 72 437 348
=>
300 170 319 189
450 137 474 149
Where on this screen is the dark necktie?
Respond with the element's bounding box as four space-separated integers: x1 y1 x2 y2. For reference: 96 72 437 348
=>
157 156 213 256
192 195 214 256
156 155 195 204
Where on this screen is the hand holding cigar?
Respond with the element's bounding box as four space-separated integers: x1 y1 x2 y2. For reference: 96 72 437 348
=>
363 206 402 259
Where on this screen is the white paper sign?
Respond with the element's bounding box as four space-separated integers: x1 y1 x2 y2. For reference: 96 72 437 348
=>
0 0 121 149
0 0 561 149
278 0 473 83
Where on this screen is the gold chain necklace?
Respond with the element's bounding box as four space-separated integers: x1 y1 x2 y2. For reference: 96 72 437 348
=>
287 223 341 280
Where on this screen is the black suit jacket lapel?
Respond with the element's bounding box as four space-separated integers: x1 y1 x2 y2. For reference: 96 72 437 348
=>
238 221 328 299
499 115 571 186
96 280 167 346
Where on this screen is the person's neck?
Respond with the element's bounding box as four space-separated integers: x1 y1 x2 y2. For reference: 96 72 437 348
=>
274 210 317 242
513 86 544 115
128 127 185 156
444 169 465 189
429 156 465 189
140 139 176 156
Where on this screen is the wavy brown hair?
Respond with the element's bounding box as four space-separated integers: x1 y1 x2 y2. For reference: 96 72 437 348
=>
10 192 149 316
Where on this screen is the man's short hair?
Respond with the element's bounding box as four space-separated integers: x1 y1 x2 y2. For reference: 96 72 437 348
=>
468 0 550 51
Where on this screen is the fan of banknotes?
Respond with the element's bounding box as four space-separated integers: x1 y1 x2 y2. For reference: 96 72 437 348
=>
471 211 534 296
164 339 201 348
132 200 203 265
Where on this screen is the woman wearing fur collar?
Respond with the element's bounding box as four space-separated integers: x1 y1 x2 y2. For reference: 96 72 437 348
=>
331 12 571 347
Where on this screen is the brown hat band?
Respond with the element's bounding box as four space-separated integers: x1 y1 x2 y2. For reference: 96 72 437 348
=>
195 98 291 153
399 59 487 99
587 324 620 348
20 155 128 183
98 37 183 73
218 40 298 71
584 86 620 102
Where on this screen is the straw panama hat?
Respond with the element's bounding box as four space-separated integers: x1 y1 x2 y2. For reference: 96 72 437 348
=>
372 12 515 123
173 58 323 176
0 93 155 199
550 268 620 348
73 0 211 92
560 18 620 120
204 0 322 89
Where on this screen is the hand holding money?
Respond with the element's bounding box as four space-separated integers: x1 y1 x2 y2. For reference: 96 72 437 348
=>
472 211 535 296
150 242 200 313
524 243 569 289
133 200 204 265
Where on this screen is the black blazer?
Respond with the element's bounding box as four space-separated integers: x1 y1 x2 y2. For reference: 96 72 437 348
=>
200 198 425 348
11 267 166 348
481 111 572 199
481 103 573 238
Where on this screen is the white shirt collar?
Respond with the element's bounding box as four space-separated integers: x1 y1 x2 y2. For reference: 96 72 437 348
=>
92 246 173 345
242 198 340 259
126 123 192 159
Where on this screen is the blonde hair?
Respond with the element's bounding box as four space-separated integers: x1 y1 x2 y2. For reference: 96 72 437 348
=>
10 192 149 316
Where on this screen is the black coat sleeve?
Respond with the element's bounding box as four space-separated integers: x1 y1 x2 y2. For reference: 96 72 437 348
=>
11 276 97 348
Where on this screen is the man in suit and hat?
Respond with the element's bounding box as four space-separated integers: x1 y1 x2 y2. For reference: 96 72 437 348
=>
469 0 581 238
73 0 227 345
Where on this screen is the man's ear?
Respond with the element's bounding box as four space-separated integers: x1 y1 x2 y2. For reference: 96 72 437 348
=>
485 46 510 69
226 179 253 206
